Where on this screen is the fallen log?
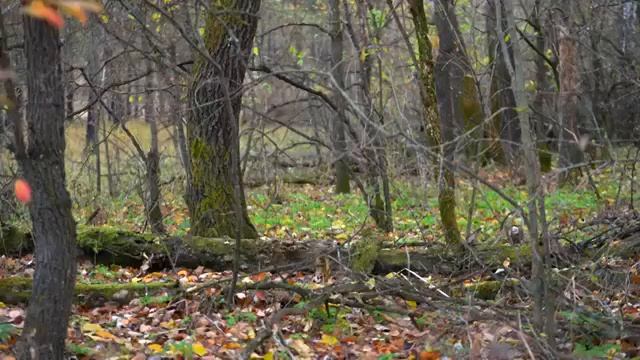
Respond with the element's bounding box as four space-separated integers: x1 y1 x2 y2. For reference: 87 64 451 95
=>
1 225 336 272
0 276 175 306
1 225 532 273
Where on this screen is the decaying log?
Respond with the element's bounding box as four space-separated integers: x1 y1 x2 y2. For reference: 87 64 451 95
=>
1 225 537 273
0 276 175 305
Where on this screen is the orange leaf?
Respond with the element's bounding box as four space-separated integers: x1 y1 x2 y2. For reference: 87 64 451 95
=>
23 1 65 29
419 351 441 360
14 179 32 204
59 3 87 24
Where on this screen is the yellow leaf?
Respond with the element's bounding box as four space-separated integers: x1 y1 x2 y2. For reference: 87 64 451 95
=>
321 334 339 346
160 320 175 329
0 302 5 308
23 1 65 29
148 343 163 353
290 339 313 357
82 323 103 333
192 342 207 356
406 300 417 310
263 351 274 360
335 233 349 241
177 269 189 277
95 330 115 340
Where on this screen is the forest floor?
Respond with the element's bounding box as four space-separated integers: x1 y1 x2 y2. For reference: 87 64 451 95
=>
1 176 639 359
1 123 640 358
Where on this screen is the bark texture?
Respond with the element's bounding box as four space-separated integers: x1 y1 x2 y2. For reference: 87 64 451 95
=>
486 0 521 165
15 16 78 360
557 0 583 183
329 0 351 194
186 0 260 238
408 0 461 245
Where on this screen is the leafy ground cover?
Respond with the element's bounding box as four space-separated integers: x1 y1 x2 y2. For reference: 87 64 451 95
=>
2 123 640 358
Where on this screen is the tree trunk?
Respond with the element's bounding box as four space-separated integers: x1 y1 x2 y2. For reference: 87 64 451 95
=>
486 0 521 166
86 18 102 194
186 0 260 238
531 0 552 173
349 0 393 232
499 0 556 342
433 0 466 160
145 61 165 234
15 15 77 360
329 0 351 194
557 0 583 184
408 0 461 245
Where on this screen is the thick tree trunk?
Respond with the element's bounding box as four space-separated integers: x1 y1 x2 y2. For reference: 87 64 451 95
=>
186 0 259 239
408 0 461 245
329 0 350 194
15 15 78 360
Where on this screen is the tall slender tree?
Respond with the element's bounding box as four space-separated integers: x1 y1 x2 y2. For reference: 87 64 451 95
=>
186 0 260 238
15 12 78 360
557 0 583 183
328 0 350 194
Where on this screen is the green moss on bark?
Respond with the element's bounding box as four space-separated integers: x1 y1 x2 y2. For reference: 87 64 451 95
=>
352 237 382 273
0 276 175 305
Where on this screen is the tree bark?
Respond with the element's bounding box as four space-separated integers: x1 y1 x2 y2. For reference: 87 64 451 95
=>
408 0 461 245
557 0 583 184
15 15 78 360
0 225 535 275
348 0 393 232
499 1 556 342
329 0 351 194
144 60 165 234
486 0 521 166
186 0 260 239
433 0 466 159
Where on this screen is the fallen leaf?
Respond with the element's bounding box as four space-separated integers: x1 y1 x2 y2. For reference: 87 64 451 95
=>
321 334 339 346
192 342 207 356
23 1 64 29
82 323 103 333
148 343 163 353
290 339 313 358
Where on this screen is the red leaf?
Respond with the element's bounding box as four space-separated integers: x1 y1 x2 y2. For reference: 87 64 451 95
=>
14 179 32 204
23 1 65 29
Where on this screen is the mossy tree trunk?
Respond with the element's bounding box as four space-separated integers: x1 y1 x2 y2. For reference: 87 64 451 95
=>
408 0 461 245
186 0 260 239
15 15 78 360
